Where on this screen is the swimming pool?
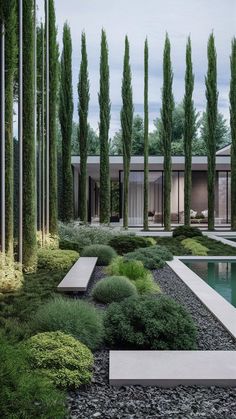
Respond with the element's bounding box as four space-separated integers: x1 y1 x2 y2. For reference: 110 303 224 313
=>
184 260 236 308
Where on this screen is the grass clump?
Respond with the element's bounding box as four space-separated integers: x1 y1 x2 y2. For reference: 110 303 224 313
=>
173 225 203 239
81 244 117 266
92 276 137 304
124 245 173 269
0 252 23 294
104 295 197 350
37 249 79 271
31 296 104 351
181 238 209 256
109 235 155 255
26 331 93 389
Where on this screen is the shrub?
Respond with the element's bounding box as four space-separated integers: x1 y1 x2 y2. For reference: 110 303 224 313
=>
59 238 80 252
109 235 154 255
181 238 209 256
92 276 137 303
37 249 79 271
124 245 173 269
104 295 197 350
0 252 23 294
37 232 59 249
81 244 117 265
26 331 93 389
0 335 66 418
32 296 104 351
173 225 203 239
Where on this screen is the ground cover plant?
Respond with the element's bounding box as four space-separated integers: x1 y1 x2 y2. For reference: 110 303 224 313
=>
81 244 117 265
37 248 79 271
124 245 173 269
109 235 155 255
182 238 209 256
92 275 138 303
0 252 23 294
173 225 203 238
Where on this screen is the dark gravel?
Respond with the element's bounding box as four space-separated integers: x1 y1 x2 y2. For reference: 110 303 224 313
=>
68 265 236 419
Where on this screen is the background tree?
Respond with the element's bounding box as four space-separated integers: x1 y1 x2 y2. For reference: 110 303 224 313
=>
99 29 111 224
143 38 149 230
59 23 73 222
205 33 218 231
71 122 99 155
184 37 195 226
78 32 89 222
200 111 230 150
230 38 236 230
161 33 174 231
110 115 144 155
121 36 133 229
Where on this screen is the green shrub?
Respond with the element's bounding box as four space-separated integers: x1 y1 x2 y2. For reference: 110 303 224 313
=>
109 235 154 255
81 244 117 265
124 245 173 269
92 276 137 303
104 295 197 350
181 238 209 256
0 252 23 294
37 249 79 271
26 331 93 389
32 296 104 351
37 232 59 250
173 225 203 239
59 238 80 252
0 335 66 418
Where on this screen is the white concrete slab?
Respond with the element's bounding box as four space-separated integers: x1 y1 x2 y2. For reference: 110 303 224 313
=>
109 350 236 387
57 257 97 292
206 233 236 248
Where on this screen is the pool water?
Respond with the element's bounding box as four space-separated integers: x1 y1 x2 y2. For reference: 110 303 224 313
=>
184 261 236 308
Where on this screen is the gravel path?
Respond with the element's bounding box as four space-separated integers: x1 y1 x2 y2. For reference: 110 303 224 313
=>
68 266 236 419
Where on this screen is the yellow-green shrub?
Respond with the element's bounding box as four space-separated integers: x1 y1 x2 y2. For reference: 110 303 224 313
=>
181 238 209 256
0 252 23 294
37 249 79 271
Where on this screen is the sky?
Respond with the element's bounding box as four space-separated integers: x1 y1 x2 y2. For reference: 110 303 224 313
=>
38 0 236 136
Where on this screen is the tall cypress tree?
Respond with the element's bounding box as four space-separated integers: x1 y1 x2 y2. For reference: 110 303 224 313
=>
230 38 236 230
59 23 73 222
49 0 59 235
78 32 89 223
161 34 174 231
143 38 149 231
205 33 218 231
121 36 133 230
99 29 111 224
3 1 17 255
22 0 37 270
184 37 195 226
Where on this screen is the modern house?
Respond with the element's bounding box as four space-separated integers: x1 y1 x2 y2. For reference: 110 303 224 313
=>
71 145 231 227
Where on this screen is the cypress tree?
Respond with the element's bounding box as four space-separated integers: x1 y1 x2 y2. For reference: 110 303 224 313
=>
205 33 218 231
184 37 195 226
99 29 111 224
161 34 174 231
121 36 133 229
3 1 17 255
230 38 236 230
36 24 43 232
143 38 149 231
78 32 89 223
22 0 37 270
49 0 59 235
59 23 73 222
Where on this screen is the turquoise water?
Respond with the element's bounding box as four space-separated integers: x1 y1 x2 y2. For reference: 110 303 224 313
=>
226 238 236 242
184 261 236 308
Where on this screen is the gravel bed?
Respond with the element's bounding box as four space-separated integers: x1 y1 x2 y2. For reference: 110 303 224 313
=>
68 265 236 419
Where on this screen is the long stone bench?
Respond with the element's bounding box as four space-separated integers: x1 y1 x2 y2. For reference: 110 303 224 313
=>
57 257 97 292
109 350 236 387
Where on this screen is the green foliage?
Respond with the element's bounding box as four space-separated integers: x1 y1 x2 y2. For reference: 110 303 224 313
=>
173 225 203 238
59 238 80 252
92 276 137 303
143 38 149 230
32 296 104 350
104 295 197 350
109 235 154 255
230 38 236 230
27 331 93 389
110 115 144 156
81 244 117 265
197 236 236 256
124 245 173 269
37 249 79 271
181 238 209 256
0 252 23 294
0 335 66 418
200 111 230 151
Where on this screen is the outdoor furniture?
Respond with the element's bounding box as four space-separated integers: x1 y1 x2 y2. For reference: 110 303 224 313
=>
57 257 97 292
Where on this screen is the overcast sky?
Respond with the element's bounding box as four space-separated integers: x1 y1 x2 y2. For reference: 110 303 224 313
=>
38 0 236 135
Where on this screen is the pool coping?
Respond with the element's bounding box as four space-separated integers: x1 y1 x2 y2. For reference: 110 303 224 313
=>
167 257 236 340
205 232 236 248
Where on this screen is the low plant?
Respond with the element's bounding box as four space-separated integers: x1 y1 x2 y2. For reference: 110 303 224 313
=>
81 244 117 266
0 252 23 294
32 296 104 351
104 295 197 350
26 331 94 389
181 238 209 256
37 249 79 271
109 235 155 255
124 245 173 269
92 276 137 303
37 232 59 250
59 238 80 252
173 225 203 239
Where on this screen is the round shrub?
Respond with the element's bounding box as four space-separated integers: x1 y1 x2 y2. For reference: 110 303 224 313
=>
124 245 173 270
173 225 202 239
81 244 117 266
92 276 137 304
26 331 94 389
37 249 79 271
107 257 148 280
32 296 104 351
109 235 154 255
104 295 197 350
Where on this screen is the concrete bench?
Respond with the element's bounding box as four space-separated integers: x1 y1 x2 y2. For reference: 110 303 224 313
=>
57 257 97 292
109 350 236 387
